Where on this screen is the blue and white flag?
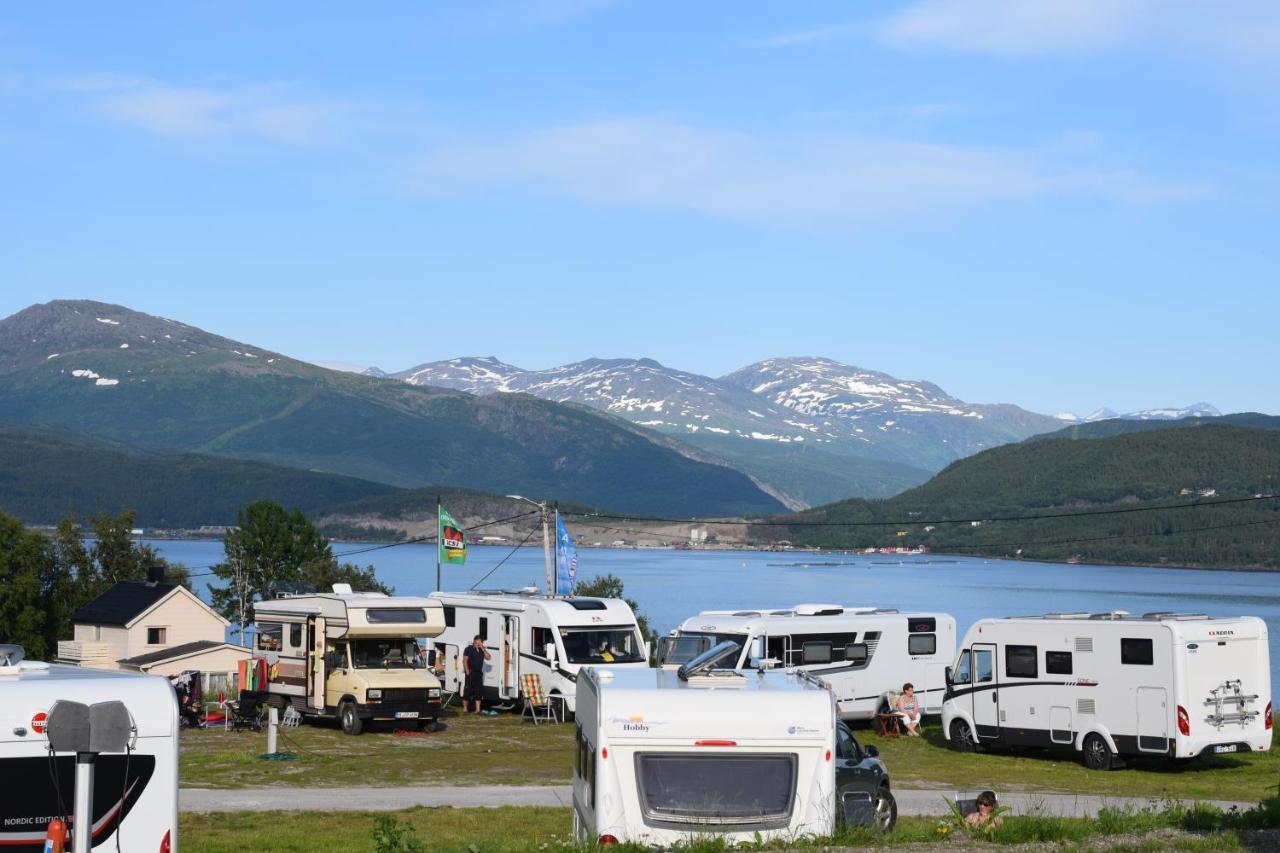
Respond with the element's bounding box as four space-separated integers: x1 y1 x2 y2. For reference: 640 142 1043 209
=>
555 511 578 595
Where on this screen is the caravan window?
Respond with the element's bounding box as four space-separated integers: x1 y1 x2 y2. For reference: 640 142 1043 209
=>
636 753 797 826
845 643 868 665
366 608 427 624
256 623 282 651
1005 645 1038 678
973 648 994 683
801 641 832 665
952 649 972 684
1121 637 1154 666
532 626 555 657
479 617 489 641
443 606 456 628
908 633 936 655
658 635 712 666
289 623 302 649
1046 651 1073 674
559 626 646 664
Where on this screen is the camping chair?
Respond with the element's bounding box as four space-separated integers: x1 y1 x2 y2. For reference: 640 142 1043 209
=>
875 690 903 737
520 673 556 725
227 692 267 732
280 705 302 728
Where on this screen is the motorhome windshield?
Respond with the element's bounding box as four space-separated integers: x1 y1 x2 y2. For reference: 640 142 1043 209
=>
659 632 748 667
349 639 422 669
558 626 644 664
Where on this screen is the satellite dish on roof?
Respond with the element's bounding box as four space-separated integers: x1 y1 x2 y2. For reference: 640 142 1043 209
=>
0 645 25 667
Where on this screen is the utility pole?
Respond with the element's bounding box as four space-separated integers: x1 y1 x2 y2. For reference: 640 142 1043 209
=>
541 503 553 598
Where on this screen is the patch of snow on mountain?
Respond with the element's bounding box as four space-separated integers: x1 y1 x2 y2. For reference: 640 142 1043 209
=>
95 378 119 386
95 318 120 325
47 353 59 359
71 369 100 379
119 343 129 349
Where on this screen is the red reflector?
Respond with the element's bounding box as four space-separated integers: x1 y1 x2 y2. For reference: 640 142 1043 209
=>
1177 705 1190 737
160 829 172 853
694 740 737 747
825 749 831 762
1267 701 1273 730
601 746 608 760
598 834 619 845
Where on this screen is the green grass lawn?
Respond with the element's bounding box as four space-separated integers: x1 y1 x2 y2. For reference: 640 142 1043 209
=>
180 708 1279 804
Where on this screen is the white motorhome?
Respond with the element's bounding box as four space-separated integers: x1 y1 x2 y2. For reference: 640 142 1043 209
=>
942 611 1273 769
660 604 956 720
252 586 446 734
0 652 178 852
573 648 840 846
429 590 648 714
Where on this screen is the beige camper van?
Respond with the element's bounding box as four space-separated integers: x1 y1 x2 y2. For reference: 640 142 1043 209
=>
253 585 446 734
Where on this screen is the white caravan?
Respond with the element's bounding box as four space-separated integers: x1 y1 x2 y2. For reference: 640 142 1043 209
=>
573 648 839 846
252 586 446 734
660 604 956 720
0 652 178 852
942 611 1273 769
430 590 648 714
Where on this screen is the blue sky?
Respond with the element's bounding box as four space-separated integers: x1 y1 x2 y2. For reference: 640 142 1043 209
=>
2 1 1278 415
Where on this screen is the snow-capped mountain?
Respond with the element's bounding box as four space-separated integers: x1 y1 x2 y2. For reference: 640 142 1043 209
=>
1054 403 1221 423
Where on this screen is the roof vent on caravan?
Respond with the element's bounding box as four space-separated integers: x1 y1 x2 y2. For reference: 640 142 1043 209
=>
1042 613 1092 620
678 640 743 682
1089 610 1130 620
519 586 539 595
794 603 845 617
332 583 354 595
566 598 608 611
732 611 763 617
1142 612 1209 621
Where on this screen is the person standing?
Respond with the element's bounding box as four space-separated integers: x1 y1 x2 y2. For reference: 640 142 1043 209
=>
463 634 491 714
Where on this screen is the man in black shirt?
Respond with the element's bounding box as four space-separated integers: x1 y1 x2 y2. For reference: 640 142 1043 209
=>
462 634 491 714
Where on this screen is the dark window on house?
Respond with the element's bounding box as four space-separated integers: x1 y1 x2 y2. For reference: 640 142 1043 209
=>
1121 637 1154 666
479 617 489 641
289 623 302 649
1046 651 1073 675
147 627 167 645
908 633 936 655
1006 645 1038 678
443 606 456 628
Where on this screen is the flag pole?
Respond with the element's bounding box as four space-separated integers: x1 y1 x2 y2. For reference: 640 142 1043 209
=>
435 494 441 592
552 508 560 598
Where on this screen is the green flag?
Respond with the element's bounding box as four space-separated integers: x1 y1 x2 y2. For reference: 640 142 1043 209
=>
439 506 467 565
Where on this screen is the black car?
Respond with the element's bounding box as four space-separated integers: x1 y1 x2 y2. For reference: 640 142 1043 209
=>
834 722 897 832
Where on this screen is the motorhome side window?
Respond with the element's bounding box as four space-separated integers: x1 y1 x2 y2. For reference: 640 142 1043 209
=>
443 606 456 628
289 623 302 649
802 640 832 664
257 623 283 651
973 648 994 683
479 617 488 641
532 627 554 656
953 649 972 684
907 633 936 655
1005 645 1037 678
1045 651 1072 674
1121 637 1154 665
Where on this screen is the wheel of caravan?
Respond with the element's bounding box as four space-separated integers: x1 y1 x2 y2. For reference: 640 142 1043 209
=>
874 787 898 832
1082 733 1114 770
949 720 977 753
340 701 363 736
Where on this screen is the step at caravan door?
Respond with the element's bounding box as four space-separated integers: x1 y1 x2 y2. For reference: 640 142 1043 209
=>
308 615 325 710
1137 687 1169 752
971 644 1000 740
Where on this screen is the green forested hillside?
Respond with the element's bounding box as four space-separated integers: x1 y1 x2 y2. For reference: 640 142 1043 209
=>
775 425 1280 569
0 429 401 527
0 301 783 516
1032 413 1280 442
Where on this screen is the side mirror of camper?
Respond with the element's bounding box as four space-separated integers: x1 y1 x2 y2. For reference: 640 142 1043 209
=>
545 643 557 667
944 666 953 686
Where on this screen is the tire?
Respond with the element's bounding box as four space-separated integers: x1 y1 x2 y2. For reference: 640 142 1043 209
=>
339 701 363 736
1082 733 1114 770
950 720 977 753
874 788 898 833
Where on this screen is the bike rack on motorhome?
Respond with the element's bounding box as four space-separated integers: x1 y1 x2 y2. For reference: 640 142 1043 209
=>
0 647 178 852
573 642 840 846
659 604 957 720
942 611 1273 769
429 589 648 714
252 585 446 734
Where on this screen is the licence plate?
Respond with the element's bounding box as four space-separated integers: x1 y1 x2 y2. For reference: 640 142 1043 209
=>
1213 744 1237 754
395 711 420 719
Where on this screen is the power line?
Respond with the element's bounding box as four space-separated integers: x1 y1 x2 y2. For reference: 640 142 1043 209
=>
562 492 1280 529
469 524 542 590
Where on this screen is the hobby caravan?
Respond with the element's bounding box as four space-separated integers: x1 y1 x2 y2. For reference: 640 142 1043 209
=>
0 652 178 852
430 590 648 714
660 604 956 720
942 612 1273 768
573 645 840 846
252 586 446 734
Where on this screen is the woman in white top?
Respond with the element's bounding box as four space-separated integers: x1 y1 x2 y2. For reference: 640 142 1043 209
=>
896 682 922 736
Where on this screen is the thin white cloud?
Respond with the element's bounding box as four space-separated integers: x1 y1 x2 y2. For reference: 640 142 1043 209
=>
56 76 346 144
881 0 1280 60
753 23 865 48
414 117 1203 227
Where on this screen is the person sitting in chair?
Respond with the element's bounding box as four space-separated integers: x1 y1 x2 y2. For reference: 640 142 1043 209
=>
896 682 922 736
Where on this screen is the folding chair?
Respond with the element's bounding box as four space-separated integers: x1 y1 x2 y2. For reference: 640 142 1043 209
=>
281 705 302 728
521 673 555 724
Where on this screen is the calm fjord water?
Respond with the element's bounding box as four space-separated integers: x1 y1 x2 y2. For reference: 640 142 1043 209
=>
154 540 1280 692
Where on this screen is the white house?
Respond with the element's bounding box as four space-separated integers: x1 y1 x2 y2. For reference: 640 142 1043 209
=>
56 580 249 697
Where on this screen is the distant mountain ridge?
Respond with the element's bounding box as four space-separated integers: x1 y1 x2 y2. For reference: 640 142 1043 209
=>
1053 403 1221 423
0 301 784 517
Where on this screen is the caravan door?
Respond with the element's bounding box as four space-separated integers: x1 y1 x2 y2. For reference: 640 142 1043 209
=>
307 615 326 710
971 644 1000 740
1136 687 1169 752
501 615 521 700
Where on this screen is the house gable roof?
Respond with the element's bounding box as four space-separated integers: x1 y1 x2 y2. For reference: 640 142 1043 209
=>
117 640 248 669
71 581 176 626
